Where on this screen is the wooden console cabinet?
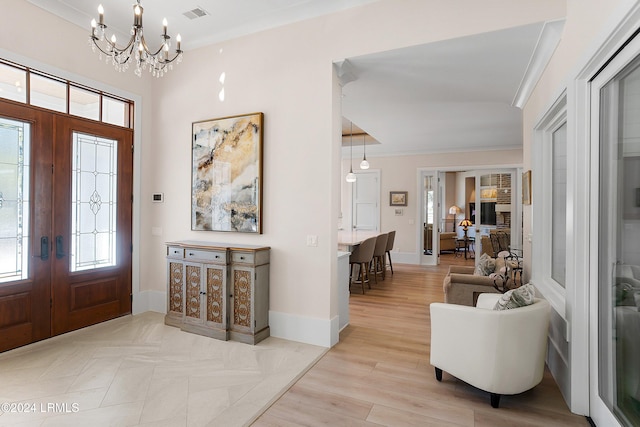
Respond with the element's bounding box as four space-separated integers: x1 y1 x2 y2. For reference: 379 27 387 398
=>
165 241 270 344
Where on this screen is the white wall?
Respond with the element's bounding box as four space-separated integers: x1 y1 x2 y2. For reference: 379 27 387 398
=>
2 0 566 347
150 0 564 346
342 149 522 260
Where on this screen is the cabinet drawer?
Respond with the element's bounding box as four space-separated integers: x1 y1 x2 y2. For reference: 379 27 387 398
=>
167 246 184 258
185 249 227 263
231 251 254 264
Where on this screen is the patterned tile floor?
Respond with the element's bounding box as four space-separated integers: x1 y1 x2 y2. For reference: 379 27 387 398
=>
0 312 326 427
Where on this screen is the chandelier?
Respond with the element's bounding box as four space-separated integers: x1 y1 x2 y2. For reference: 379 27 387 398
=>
90 1 183 78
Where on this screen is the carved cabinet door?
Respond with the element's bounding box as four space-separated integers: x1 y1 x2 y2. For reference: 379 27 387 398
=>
230 264 254 335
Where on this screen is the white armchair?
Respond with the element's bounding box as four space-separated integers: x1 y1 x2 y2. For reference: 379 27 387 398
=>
430 293 551 408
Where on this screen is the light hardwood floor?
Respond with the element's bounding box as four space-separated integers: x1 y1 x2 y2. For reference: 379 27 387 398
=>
254 256 590 426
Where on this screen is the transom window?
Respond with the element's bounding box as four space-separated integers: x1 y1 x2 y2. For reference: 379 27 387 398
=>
0 59 133 129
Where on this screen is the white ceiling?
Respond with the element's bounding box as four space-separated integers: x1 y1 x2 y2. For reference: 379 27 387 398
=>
340 22 562 157
27 0 379 50
28 0 562 158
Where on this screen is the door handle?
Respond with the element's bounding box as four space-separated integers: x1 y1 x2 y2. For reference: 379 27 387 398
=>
55 235 66 259
34 236 49 260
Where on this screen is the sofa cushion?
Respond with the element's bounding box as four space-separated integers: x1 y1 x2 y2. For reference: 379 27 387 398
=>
493 283 536 310
474 253 496 276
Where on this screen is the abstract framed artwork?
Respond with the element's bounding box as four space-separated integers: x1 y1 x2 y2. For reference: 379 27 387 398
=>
192 112 264 233
390 191 408 206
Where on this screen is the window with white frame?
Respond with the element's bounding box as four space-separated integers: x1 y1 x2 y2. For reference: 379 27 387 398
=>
551 122 567 287
532 94 567 312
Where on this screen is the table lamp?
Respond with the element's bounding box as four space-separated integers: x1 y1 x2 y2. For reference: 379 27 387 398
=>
459 219 473 240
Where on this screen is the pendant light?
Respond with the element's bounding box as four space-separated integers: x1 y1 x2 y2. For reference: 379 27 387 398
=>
345 122 357 183
360 134 370 170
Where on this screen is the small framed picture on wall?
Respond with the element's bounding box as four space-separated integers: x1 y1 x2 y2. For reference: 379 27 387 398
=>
390 191 408 206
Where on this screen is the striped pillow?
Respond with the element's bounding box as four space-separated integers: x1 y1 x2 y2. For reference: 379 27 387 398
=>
493 283 535 310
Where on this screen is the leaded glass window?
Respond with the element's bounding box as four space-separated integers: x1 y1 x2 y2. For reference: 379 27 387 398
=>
70 132 118 272
0 117 30 283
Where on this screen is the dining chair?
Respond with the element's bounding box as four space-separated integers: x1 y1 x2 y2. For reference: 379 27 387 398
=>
385 230 396 275
371 233 389 283
349 236 376 294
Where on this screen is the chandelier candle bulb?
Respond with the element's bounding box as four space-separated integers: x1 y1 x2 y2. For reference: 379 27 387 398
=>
98 4 104 25
162 18 167 36
176 34 181 51
134 5 142 27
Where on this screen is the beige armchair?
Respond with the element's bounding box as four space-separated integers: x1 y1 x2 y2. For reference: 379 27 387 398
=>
430 293 551 408
443 265 500 306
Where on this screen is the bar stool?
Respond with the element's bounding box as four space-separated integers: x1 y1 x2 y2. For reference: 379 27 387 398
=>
371 233 389 284
349 236 376 294
385 230 396 275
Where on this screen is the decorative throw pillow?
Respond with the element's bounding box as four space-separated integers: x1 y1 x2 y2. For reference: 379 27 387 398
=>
493 283 536 310
474 253 496 276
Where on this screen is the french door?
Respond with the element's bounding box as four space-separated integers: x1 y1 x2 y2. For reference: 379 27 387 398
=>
590 34 640 427
420 170 439 265
0 100 132 352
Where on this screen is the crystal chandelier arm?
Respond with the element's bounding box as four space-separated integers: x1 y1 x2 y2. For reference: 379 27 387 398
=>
109 36 137 57
141 35 166 57
138 35 182 65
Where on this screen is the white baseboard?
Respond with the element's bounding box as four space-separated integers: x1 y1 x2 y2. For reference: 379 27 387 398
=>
330 315 339 347
269 311 336 348
133 292 336 348
390 251 420 265
133 290 166 315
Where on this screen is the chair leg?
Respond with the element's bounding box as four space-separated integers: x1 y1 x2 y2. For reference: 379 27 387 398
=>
435 367 442 382
359 262 367 293
490 393 501 408
371 259 378 284
386 251 394 275
348 263 354 292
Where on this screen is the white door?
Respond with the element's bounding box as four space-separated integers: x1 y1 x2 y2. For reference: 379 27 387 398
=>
351 170 380 231
589 35 640 427
420 171 439 265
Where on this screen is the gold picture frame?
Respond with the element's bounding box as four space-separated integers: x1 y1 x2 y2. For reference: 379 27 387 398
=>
522 170 532 205
191 112 264 233
390 191 408 206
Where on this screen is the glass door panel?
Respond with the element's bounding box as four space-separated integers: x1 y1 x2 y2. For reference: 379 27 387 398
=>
71 132 118 272
598 56 640 427
421 172 439 265
0 117 30 283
